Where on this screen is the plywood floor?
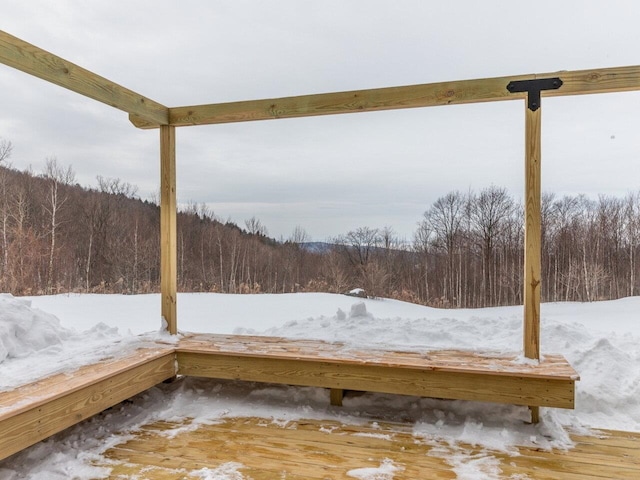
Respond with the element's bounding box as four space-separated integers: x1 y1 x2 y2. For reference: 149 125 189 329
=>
100 416 640 479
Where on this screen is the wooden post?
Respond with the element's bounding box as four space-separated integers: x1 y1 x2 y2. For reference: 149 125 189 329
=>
508 78 562 424
523 96 542 425
160 125 177 334
523 103 542 361
330 388 344 407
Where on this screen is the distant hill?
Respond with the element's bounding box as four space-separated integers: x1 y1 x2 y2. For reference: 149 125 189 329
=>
301 242 335 254
0 164 325 295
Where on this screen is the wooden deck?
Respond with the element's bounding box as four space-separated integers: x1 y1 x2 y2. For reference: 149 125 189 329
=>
102 416 640 479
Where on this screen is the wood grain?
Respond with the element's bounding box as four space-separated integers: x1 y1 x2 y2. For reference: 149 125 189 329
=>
0 30 168 125
160 125 177 334
523 104 542 360
128 65 640 129
101 416 640 479
163 75 525 127
176 351 575 408
104 416 456 479
330 388 344 406
0 333 578 461
178 333 579 380
0 348 175 461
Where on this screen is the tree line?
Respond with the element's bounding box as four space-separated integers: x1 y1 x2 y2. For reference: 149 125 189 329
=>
1 137 638 306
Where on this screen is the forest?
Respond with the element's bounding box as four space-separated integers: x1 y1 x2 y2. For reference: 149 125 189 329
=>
1 137 639 308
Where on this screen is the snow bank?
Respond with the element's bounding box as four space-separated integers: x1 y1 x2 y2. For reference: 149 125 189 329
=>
260 299 640 432
0 294 171 391
0 294 71 363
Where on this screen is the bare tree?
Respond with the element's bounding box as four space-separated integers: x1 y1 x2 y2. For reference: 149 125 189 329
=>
0 171 12 280
414 216 434 303
288 225 309 245
42 158 75 294
624 191 640 296
471 186 513 306
336 226 380 268
425 191 466 305
97 175 138 198
0 138 12 164
0 139 12 280
245 216 268 236
286 226 310 288
321 249 348 293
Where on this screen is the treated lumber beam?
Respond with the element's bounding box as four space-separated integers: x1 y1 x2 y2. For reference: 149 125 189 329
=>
543 65 640 98
0 30 168 125
129 65 640 129
0 349 175 461
160 125 177 334
176 351 576 408
523 101 542 360
133 74 526 129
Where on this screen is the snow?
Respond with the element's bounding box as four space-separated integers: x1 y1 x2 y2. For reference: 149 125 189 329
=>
347 458 404 479
189 463 245 479
0 294 71 363
1 292 640 478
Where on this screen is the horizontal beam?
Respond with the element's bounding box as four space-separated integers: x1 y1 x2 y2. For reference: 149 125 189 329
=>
0 30 169 125
130 74 526 129
130 65 640 129
176 351 576 408
544 65 640 98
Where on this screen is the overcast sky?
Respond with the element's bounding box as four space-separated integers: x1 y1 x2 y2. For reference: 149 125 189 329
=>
1 1 639 241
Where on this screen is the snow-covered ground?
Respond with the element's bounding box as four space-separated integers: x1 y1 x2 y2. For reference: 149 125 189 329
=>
1 292 639 479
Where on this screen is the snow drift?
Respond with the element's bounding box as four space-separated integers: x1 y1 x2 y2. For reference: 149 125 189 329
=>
0 294 71 363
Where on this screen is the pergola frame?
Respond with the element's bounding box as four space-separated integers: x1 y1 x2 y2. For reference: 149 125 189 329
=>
2 29 639 361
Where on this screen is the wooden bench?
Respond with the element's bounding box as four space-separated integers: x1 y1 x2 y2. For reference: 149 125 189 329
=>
0 333 579 461
177 333 579 410
0 346 175 461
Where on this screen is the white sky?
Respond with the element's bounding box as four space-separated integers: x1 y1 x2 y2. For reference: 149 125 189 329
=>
1 0 639 241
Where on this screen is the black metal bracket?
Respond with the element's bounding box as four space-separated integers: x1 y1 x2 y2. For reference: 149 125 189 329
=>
506 77 563 111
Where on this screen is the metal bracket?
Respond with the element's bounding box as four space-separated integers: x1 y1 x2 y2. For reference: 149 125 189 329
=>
506 77 563 111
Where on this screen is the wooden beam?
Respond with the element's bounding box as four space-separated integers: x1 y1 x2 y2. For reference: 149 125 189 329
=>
160 125 177 334
129 65 640 129
0 30 168 125
1 29 636 129
523 102 542 360
543 65 640 98
160 75 526 128
176 351 576 408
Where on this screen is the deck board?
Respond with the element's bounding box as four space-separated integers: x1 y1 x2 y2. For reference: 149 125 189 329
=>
103 417 456 479
179 333 579 380
101 416 640 479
